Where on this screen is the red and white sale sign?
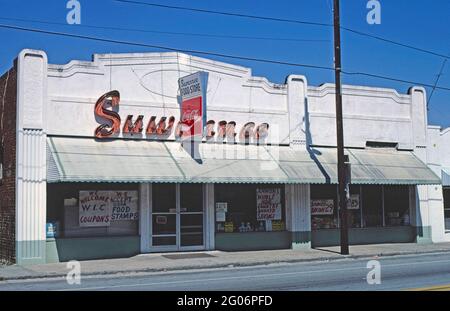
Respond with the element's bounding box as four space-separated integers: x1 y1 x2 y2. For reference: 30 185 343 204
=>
178 72 207 141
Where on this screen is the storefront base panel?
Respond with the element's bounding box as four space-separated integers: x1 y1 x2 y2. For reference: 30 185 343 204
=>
291 231 312 249
46 236 140 263
311 227 416 248
414 226 433 244
215 232 291 251
16 240 46 265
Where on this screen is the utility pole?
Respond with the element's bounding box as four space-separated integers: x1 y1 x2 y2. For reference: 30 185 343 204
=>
333 0 349 255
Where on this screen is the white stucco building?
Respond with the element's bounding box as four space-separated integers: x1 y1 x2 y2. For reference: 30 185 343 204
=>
0 49 448 265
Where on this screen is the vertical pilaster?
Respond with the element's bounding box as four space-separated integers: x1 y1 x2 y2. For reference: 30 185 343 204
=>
139 183 151 252
285 184 311 249
410 186 432 244
409 87 434 244
204 183 215 250
286 75 308 147
15 49 48 265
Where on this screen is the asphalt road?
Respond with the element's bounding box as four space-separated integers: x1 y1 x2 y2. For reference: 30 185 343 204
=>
1 253 450 291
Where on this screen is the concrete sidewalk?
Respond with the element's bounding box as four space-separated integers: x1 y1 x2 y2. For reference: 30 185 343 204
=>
2 242 450 281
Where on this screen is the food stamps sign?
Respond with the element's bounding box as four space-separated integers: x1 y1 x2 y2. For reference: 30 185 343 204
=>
256 188 282 220
178 72 208 140
79 191 138 227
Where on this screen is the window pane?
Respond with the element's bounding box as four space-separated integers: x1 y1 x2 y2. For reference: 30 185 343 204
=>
215 184 285 233
47 183 139 238
152 214 176 235
152 184 176 213
181 214 203 246
362 185 383 227
311 185 338 230
384 186 410 226
153 236 176 246
180 184 203 212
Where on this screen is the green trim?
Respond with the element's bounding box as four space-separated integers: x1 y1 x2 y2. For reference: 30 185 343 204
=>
311 227 416 247
46 236 140 263
16 240 46 266
215 232 291 251
414 226 433 244
291 231 311 249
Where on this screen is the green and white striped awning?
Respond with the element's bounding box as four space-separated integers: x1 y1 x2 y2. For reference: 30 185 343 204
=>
47 136 441 185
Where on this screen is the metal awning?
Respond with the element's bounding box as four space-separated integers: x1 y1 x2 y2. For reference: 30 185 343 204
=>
442 168 450 186
47 136 441 185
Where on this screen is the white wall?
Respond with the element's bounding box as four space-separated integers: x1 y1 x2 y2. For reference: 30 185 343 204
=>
440 128 450 168
46 52 290 145
425 126 446 242
42 51 433 153
306 84 424 150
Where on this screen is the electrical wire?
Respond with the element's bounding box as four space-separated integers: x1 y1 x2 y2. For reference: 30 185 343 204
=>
0 23 335 71
0 23 449 91
113 0 450 60
0 17 329 44
114 0 333 28
427 59 448 108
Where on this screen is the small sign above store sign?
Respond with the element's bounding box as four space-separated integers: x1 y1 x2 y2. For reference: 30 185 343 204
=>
178 72 208 141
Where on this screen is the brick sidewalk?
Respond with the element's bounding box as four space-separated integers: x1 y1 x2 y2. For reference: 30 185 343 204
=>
1 242 450 281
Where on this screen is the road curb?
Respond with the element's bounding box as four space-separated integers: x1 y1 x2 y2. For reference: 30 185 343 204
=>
1 248 450 282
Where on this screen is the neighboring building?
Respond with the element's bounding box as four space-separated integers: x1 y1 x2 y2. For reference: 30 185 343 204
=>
442 129 450 232
0 49 447 265
428 126 450 236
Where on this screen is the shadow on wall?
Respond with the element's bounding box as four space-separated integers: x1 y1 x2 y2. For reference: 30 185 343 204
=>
304 98 331 183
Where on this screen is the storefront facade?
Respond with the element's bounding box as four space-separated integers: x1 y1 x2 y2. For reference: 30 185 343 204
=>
0 49 446 265
428 126 450 237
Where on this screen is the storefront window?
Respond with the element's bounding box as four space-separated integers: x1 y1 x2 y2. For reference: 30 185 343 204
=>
311 185 410 230
46 183 139 238
384 186 410 226
444 187 450 231
311 185 338 230
215 184 285 233
362 185 383 227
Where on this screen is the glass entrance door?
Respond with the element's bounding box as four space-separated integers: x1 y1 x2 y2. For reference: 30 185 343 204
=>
151 184 204 251
180 184 204 248
152 184 177 249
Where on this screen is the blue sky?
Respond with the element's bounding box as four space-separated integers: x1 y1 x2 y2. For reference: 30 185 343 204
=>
0 0 449 127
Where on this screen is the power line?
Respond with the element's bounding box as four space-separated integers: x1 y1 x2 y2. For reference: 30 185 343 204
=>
0 17 329 44
114 0 333 27
341 27 449 60
114 0 450 60
0 23 334 71
341 69 450 91
0 23 449 92
427 59 447 108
